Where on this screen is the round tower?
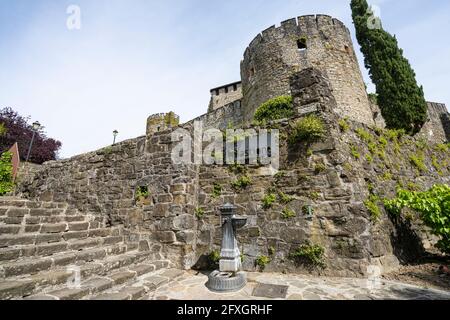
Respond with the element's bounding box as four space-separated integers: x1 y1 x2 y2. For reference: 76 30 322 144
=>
240 15 374 125
146 112 180 136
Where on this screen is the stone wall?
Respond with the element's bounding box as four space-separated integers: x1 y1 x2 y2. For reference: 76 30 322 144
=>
369 100 449 144
194 69 449 277
18 67 449 278
189 100 244 131
240 15 374 126
208 82 243 112
17 134 201 269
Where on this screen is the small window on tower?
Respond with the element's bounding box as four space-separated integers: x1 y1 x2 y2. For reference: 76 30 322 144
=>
297 37 307 51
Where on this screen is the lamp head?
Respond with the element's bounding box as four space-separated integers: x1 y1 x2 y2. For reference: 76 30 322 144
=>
32 121 41 131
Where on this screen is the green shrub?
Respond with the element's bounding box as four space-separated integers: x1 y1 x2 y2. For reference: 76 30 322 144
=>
431 155 443 176
231 175 252 191
364 194 382 221
254 96 294 123
212 183 222 198
268 246 276 256
228 163 247 175
435 143 449 153
384 185 450 254
195 208 205 219
255 255 271 271
314 163 326 174
262 193 277 209
290 115 326 144
0 152 14 195
381 171 393 181
281 208 296 219
278 192 294 204
339 118 350 132
365 154 373 163
409 154 427 173
416 138 428 151
208 250 221 267
378 136 388 148
290 243 326 268
350 145 361 160
385 129 405 141
355 128 373 143
309 192 320 201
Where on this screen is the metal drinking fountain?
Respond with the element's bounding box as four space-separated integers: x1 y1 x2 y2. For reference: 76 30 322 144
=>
206 203 248 292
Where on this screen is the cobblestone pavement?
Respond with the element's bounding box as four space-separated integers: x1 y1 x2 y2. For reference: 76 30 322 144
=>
150 270 450 300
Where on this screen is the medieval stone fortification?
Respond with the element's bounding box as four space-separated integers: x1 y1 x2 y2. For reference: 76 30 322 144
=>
1 15 449 299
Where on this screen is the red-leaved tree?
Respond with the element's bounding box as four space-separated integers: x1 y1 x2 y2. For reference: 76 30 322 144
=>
0 107 62 164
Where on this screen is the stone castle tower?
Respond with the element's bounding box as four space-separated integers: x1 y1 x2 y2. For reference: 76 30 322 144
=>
146 112 180 136
240 15 374 125
207 15 376 126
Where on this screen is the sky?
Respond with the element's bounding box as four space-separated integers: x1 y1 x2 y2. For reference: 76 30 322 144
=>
0 0 449 159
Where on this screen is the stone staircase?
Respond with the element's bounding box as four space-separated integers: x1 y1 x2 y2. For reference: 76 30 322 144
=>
0 197 182 300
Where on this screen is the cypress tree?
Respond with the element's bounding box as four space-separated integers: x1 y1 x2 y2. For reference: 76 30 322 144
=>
351 0 428 134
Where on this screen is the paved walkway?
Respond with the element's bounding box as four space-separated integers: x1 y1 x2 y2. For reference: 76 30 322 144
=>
151 270 450 300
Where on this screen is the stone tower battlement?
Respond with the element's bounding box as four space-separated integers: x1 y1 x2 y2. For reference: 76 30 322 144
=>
208 81 243 112
146 112 180 136
240 14 374 125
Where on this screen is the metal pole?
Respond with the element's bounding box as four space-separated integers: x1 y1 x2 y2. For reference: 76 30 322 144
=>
113 136 116 145
26 130 36 162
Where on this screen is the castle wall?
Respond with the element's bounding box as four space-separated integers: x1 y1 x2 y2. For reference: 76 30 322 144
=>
240 15 374 126
368 100 449 144
208 82 243 112
189 100 244 131
18 68 449 277
17 133 200 269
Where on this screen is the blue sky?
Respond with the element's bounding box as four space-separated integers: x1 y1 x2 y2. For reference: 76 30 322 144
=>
1 0 449 158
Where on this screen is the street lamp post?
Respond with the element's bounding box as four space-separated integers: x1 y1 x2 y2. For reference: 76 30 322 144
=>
26 121 41 162
113 130 118 145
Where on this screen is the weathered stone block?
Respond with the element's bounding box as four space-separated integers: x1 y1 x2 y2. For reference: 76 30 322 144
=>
153 204 170 217
154 231 176 243
173 214 195 231
6 208 29 217
176 231 195 244
40 223 67 234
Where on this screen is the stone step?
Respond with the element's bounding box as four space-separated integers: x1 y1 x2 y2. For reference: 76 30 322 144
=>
0 215 96 228
0 234 129 264
0 227 122 249
1 255 167 300
0 241 142 279
90 266 181 300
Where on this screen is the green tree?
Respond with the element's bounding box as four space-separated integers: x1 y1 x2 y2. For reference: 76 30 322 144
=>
350 0 427 134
